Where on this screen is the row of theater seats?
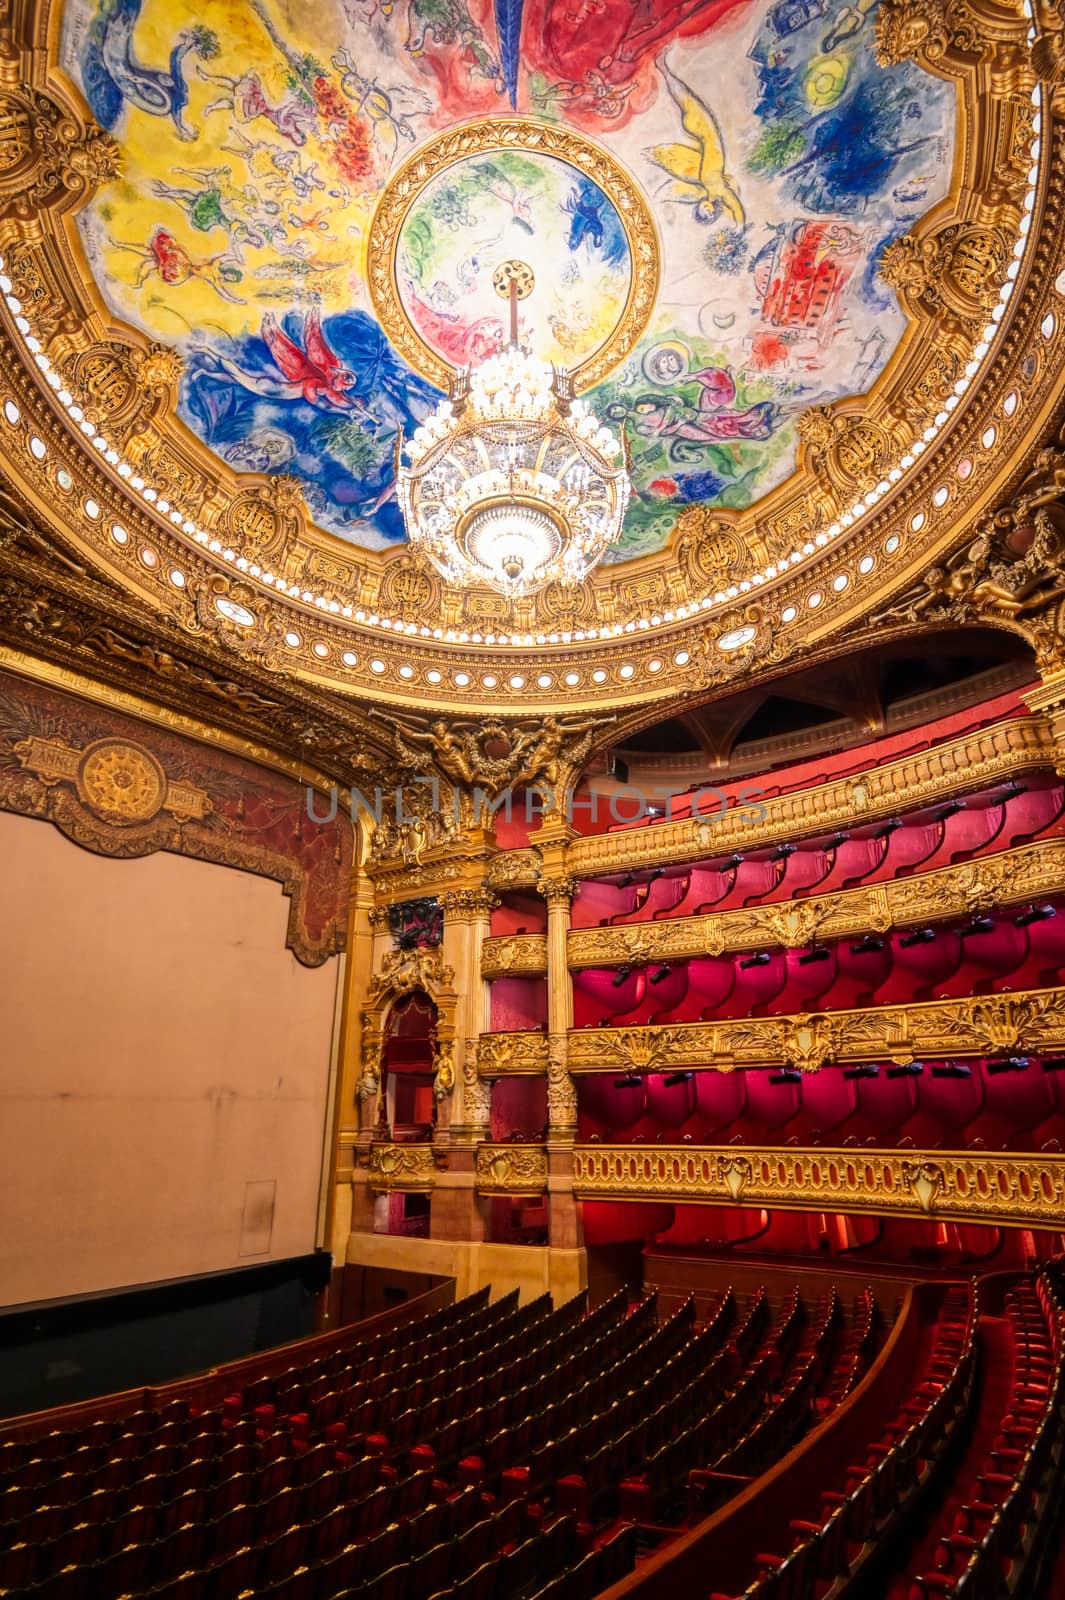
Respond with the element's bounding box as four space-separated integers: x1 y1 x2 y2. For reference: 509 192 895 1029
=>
615 1288 844 1526
572 908 1065 1027
3 1271 1060 1600
0 1278 882 1600
577 1057 1065 1154
569 775 1064 929
710 1267 1065 1600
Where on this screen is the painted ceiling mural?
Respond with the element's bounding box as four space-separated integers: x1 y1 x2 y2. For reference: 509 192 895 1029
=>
61 0 955 563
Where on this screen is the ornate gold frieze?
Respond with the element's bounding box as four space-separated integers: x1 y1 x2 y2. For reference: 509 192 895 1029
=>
560 839 1065 968
564 715 1057 878
476 1031 551 1078
573 1143 1065 1231
372 711 608 800
367 1142 443 1191
475 1144 549 1195
482 934 550 979
564 987 1065 1075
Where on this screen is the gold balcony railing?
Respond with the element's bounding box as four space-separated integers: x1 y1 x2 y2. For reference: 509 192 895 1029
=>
475 1031 551 1077
563 839 1065 969
367 1142 444 1191
572 1144 1065 1231
565 716 1054 878
475 1143 549 1194
565 987 1065 1075
481 815 1065 983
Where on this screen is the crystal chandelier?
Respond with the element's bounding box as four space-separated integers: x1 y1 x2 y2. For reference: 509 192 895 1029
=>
396 262 630 599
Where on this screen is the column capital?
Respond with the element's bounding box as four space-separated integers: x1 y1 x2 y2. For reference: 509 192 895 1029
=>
538 874 580 907
439 887 500 918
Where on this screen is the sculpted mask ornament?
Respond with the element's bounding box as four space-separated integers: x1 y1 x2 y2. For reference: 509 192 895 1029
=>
717 1154 753 1201
547 1035 577 1130
463 1039 493 1129
476 1145 548 1192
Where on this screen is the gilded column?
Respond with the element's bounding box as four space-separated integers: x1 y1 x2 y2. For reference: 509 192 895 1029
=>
440 886 498 1143
354 903 392 1139
539 873 579 1144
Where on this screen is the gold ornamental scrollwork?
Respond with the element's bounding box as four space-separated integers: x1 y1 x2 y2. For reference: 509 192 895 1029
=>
368 1142 444 1191
563 840 1065 970
573 1145 1065 1231
482 934 549 979
476 1030 551 1078
487 848 543 889
565 986 1065 1075
439 888 500 918
366 944 455 1005
538 875 580 907
475 1144 549 1194
366 118 659 394
0 85 120 217
15 733 209 827
547 1033 578 1133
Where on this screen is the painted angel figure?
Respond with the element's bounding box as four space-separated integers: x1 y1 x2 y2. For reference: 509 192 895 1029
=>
332 49 432 165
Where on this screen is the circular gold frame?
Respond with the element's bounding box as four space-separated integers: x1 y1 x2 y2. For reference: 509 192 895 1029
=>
366 118 660 395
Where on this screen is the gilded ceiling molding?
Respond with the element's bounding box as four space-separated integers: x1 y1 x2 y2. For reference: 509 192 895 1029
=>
564 713 1058 878
0 0 1052 718
474 1143 549 1195
0 663 354 965
0 511 399 803
868 438 1065 676
573 1144 1065 1231
562 987 1065 1075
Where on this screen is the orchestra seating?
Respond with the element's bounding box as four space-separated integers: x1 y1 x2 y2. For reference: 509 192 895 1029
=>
2 1267 1062 1600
